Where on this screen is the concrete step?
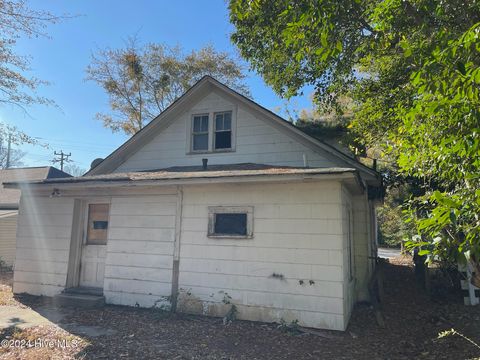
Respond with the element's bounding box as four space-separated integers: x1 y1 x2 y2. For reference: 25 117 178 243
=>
53 293 105 308
64 286 103 296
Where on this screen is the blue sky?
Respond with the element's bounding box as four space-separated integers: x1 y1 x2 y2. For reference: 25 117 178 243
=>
0 0 312 171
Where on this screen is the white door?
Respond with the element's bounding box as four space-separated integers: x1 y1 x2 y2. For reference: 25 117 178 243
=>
80 245 107 288
79 203 109 289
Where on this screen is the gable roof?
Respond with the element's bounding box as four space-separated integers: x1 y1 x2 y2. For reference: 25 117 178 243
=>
0 166 71 209
87 76 380 184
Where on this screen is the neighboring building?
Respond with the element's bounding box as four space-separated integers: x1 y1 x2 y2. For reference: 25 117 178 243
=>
0 167 71 267
5 77 382 331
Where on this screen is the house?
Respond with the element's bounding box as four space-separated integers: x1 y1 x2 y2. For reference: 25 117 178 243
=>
5 76 382 331
0 167 71 267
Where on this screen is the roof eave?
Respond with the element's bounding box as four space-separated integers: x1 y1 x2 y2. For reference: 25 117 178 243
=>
5 171 360 191
0 203 19 210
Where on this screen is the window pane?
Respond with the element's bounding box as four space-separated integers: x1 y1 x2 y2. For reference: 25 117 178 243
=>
201 116 209 131
215 114 223 131
193 117 201 132
224 111 231 122
215 213 247 235
215 131 231 149
224 116 231 130
193 133 208 151
87 203 109 244
93 221 108 230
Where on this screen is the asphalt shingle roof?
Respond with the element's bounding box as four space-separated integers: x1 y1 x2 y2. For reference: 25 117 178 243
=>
5 163 356 187
0 167 71 208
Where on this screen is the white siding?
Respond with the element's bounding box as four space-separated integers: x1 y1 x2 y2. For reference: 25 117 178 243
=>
103 192 177 308
13 196 74 296
352 192 372 301
177 181 347 331
341 186 355 322
12 179 368 331
0 212 18 267
115 91 337 172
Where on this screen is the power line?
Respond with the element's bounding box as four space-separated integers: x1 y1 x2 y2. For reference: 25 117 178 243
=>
52 150 71 171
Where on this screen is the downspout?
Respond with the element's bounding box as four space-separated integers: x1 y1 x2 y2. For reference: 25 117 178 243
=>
170 185 183 312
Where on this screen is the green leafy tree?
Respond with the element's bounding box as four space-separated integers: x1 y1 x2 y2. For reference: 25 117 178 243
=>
377 184 416 248
86 39 249 135
230 1 480 281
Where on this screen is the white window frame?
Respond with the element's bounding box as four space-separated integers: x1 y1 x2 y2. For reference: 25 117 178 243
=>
213 111 233 151
207 206 254 239
186 106 237 154
190 113 210 153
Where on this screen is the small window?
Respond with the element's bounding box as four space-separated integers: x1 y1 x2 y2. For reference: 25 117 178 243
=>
208 206 253 238
214 112 232 150
192 114 209 151
87 203 110 245
215 213 247 235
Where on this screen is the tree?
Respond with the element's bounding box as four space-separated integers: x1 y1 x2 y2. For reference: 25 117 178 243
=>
0 0 68 109
230 1 480 281
86 40 249 135
0 139 25 169
0 122 44 168
63 164 86 177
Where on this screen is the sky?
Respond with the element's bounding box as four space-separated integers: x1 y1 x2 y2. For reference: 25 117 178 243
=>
0 0 312 172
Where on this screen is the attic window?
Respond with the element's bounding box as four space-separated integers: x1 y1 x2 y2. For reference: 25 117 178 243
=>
192 114 209 151
214 112 232 150
208 206 253 239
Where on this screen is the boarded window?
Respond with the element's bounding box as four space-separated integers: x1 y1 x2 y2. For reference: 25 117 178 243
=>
192 114 209 151
208 206 253 238
214 112 232 150
87 204 110 245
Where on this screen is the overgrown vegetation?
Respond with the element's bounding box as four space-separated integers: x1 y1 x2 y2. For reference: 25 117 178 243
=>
278 319 301 335
378 184 416 248
230 0 480 281
0 257 12 272
221 291 238 324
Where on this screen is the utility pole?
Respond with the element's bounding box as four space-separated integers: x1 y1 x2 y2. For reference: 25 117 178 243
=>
5 134 11 169
53 150 71 171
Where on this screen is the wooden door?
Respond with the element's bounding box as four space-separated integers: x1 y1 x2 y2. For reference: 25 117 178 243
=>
79 203 109 289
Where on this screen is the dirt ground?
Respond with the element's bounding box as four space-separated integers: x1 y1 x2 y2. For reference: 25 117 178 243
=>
1 257 480 359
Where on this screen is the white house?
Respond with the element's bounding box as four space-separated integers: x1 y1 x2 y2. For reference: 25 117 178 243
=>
5 76 382 331
0 167 71 267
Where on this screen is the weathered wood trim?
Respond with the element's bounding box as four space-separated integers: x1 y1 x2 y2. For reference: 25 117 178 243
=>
207 205 254 239
170 186 183 312
8 172 359 194
65 199 85 289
